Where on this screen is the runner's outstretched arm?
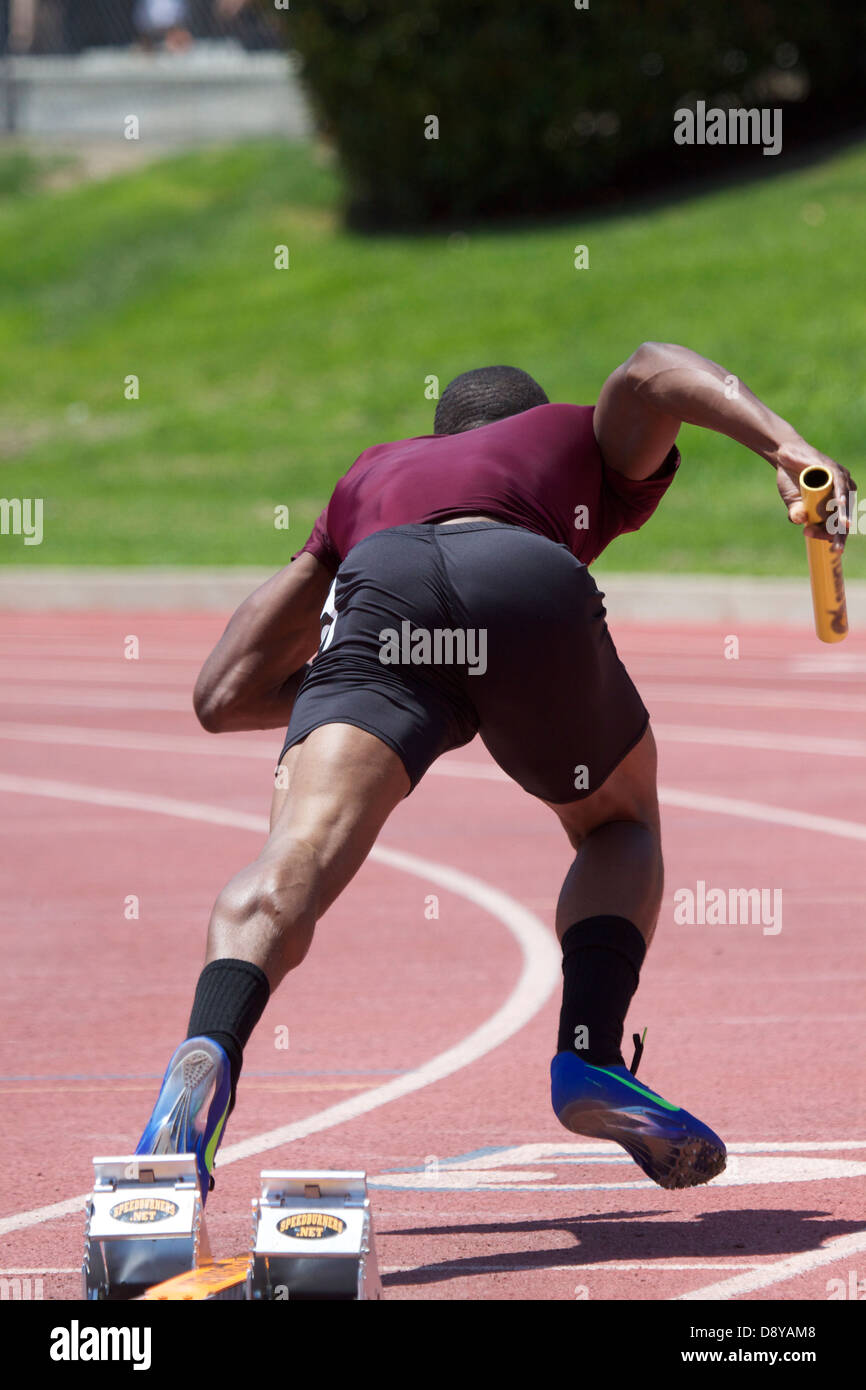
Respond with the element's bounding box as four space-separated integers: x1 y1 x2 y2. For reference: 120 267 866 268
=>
193 553 334 732
594 341 855 547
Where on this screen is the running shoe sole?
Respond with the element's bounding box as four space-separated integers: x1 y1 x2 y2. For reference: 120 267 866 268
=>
135 1037 231 1200
552 1054 726 1190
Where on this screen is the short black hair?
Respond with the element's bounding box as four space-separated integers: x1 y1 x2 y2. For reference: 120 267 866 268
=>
433 365 549 435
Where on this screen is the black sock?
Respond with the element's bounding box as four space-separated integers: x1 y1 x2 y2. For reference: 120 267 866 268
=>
556 915 646 1066
187 958 270 1109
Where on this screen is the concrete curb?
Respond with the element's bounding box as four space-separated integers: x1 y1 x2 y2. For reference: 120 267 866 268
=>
0 568 274 611
1 567 864 626
592 571 866 628
6 49 312 142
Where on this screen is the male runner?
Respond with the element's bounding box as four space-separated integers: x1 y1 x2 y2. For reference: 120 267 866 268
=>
135 342 852 1196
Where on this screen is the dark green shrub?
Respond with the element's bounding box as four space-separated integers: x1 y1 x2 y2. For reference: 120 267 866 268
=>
284 1 866 227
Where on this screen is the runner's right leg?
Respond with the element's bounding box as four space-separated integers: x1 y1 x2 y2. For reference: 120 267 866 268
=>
543 726 725 1189
425 522 726 1190
544 722 664 945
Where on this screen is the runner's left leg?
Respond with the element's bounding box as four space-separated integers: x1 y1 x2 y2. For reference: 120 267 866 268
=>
135 722 409 1196
206 722 410 985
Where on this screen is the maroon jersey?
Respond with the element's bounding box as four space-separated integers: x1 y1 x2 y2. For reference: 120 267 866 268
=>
294 403 678 575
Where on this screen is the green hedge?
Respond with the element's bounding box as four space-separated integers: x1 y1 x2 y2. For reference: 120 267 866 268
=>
285 1 866 227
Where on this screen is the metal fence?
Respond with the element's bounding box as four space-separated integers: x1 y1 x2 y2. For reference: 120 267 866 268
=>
0 0 285 55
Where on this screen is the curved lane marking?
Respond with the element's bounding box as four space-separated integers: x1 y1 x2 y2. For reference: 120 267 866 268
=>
0 773 560 1235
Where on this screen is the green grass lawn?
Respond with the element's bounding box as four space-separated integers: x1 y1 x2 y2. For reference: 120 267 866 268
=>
1 137 865 573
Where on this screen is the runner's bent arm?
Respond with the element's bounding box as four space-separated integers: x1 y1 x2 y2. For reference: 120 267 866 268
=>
193 553 334 732
594 341 855 547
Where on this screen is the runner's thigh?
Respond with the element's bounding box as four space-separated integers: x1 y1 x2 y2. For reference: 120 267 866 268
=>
436 525 648 804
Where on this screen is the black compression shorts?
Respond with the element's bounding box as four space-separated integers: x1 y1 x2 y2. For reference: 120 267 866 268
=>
278 520 649 803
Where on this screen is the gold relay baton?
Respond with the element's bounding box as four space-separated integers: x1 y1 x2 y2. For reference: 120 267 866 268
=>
798 465 848 643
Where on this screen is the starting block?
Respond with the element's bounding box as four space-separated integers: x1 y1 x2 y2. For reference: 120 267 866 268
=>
83 1155 206 1301
249 1171 381 1301
86 1162 382 1301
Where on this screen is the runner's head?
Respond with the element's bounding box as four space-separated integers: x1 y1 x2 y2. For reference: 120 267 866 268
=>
433 366 549 435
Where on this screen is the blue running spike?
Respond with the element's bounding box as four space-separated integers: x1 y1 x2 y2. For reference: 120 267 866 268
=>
551 1051 726 1190
135 1037 231 1204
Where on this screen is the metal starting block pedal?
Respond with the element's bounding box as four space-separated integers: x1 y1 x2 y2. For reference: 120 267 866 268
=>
250 1170 381 1301
83 1155 206 1301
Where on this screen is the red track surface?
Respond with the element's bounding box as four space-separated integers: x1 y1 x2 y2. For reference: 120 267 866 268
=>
1 612 864 1301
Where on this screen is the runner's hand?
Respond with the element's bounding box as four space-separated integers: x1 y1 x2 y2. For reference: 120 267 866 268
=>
772 440 855 552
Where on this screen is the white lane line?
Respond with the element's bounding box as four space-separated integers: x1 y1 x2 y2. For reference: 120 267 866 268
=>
653 722 866 760
659 787 866 843
722 1015 866 1025
396 1140 866 1158
643 683 866 715
0 1194 89 1236
0 1261 758 1276
3 718 866 778
4 734 866 846
0 722 507 776
380 1262 758 1276
726 1140 866 1151
386 1267 756 1273
0 774 266 835
0 688 190 711
791 654 866 675
0 722 278 760
678 1232 866 1301
0 662 193 687
629 657 866 685
0 773 560 1237
0 649 201 667
4 717 866 770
